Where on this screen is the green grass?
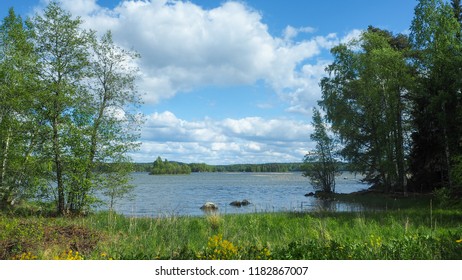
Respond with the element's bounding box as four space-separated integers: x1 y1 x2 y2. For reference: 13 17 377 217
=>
1 201 462 260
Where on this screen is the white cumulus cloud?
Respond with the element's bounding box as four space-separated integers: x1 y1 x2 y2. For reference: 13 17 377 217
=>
45 0 352 109
133 111 314 164
32 0 360 163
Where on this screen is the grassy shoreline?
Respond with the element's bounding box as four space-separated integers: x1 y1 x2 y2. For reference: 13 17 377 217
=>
1 195 461 260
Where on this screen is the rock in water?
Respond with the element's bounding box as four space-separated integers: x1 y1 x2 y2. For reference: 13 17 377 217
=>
200 202 218 211
230 199 251 207
241 199 250 206
230 201 242 207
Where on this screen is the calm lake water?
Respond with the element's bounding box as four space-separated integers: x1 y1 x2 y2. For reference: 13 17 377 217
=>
108 172 369 217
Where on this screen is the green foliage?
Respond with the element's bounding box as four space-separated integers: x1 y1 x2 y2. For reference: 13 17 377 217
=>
189 162 216 172
453 0 462 24
2 207 462 260
0 8 44 208
272 233 462 260
434 187 452 207
0 2 141 214
150 156 192 175
408 0 462 192
213 162 301 172
131 163 152 172
150 160 305 173
98 161 135 211
320 27 412 193
84 30 141 212
30 1 94 214
303 108 338 193
316 0 462 198
452 155 462 187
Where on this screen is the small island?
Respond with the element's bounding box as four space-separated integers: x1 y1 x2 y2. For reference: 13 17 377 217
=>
150 156 192 175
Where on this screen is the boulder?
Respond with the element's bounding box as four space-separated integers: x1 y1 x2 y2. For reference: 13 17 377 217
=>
304 192 315 197
230 199 251 207
200 202 218 211
241 199 250 206
230 201 242 207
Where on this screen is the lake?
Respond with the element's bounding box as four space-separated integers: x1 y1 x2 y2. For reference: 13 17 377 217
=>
108 172 369 217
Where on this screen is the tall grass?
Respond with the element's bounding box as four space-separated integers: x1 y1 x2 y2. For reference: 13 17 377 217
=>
1 206 462 260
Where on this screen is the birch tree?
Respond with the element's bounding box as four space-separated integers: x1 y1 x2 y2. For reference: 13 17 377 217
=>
0 8 42 207
303 108 338 193
320 27 412 192
31 2 93 214
86 31 141 210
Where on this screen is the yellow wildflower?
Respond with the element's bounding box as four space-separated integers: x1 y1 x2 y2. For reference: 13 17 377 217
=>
199 234 238 260
54 250 84 260
12 252 38 260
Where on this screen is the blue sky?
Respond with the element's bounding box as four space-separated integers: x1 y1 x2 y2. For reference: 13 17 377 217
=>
1 0 418 164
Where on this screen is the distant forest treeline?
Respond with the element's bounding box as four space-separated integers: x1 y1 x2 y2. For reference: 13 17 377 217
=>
133 161 303 173
132 157 352 174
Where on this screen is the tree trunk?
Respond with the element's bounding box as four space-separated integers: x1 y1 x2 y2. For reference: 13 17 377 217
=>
0 125 12 207
53 108 65 215
396 91 406 194
441 101 453 189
